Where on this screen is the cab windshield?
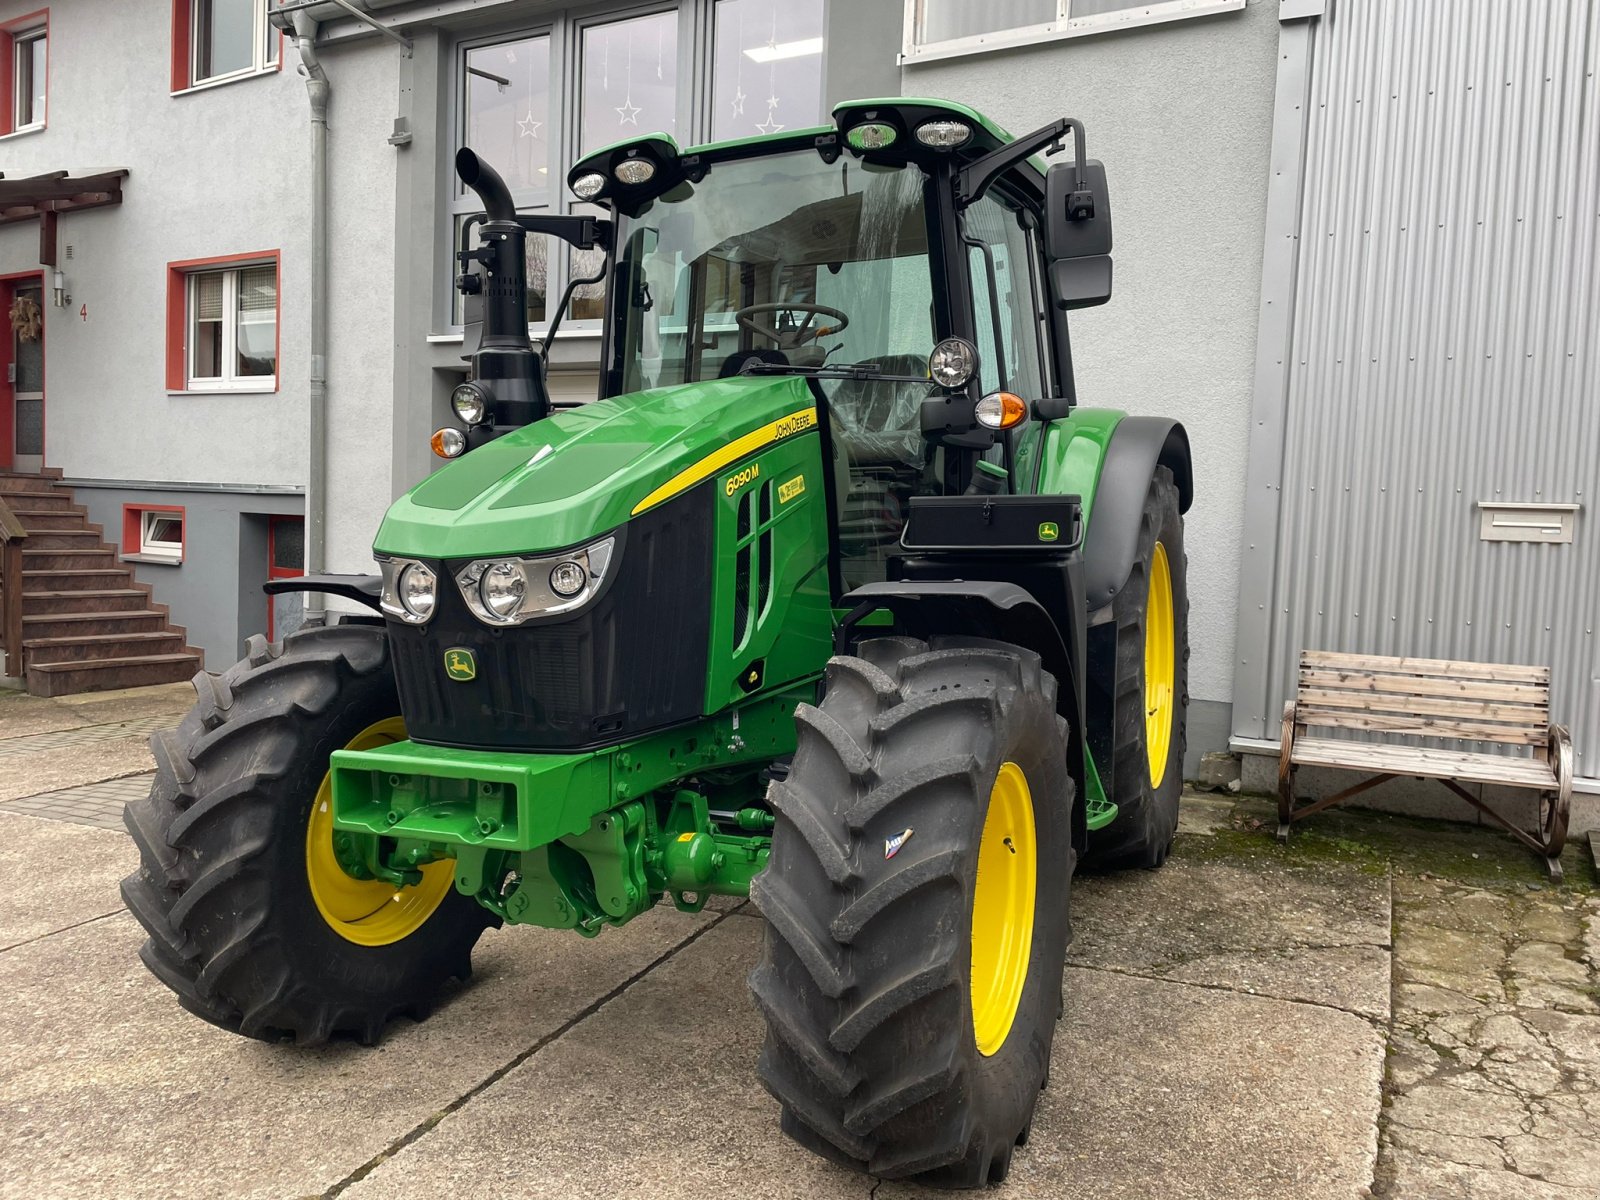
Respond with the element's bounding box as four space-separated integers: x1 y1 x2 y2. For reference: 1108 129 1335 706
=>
612 149 934 412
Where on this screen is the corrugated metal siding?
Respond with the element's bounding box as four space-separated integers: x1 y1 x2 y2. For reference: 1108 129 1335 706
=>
1259 0 1600 775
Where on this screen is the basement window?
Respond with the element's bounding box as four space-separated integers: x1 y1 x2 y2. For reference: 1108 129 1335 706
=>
902 0 1246 64
124 506 186 564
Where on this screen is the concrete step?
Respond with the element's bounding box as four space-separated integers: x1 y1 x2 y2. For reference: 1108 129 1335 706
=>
21 609 170 639
23 630 190 666
21 569 134 592
14 529 104 550
21 589 150 616
21 547 118 571
26 653 202 697
4 494 83 513
0 474 64 496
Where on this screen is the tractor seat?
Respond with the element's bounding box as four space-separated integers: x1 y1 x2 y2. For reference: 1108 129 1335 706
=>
826 354 930 468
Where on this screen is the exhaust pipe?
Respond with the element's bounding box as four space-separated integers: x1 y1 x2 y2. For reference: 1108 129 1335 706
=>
456 147 549 429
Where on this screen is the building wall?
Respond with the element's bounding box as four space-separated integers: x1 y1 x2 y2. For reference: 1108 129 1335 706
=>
900 0 1282 764
1232 0 1600 783
0 0 310 488
73 484 303 665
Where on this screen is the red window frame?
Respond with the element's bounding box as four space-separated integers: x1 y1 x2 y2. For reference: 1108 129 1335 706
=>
165 250 281 392
0 9 49 137
266 515 305 640
122 503 186 562
171 0 283 93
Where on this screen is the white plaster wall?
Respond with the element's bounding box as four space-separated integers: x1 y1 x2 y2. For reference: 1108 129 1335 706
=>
901 0 1281 709
0 0 309 487
317 39 401 573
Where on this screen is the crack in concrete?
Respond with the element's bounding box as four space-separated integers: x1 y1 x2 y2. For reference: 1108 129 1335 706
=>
0 907 123 954
1067 959 1388 1025
319 906 743 1200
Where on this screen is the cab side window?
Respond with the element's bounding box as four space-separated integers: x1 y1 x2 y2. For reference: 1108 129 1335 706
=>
963 193 1050 400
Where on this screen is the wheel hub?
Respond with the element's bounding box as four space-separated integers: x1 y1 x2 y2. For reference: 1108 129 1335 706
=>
970 761 1038 1057
1144 540 1176 787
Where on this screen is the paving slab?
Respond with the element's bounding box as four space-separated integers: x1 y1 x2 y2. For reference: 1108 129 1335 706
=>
0 737 154 803
0 906 720 1200
0 810 135 949
1069 855 1392 1020
346 917 1386 1200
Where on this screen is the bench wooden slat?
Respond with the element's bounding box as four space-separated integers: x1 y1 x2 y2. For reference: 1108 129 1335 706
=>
1298 708 1548 745
1290 737 1557 789
1299 649 1548 684
1296 687 1547 727
1298 668 1549 704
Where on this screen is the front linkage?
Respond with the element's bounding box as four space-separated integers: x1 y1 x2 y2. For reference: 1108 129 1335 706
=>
329 687 804 933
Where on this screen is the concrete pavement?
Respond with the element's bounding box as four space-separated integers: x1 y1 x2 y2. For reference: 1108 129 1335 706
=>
0 685 1596 1199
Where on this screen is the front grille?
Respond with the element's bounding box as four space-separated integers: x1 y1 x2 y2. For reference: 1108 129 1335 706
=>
387 486 714 751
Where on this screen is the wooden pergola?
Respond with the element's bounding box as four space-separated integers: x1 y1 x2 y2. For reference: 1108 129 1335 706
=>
0 170 128 265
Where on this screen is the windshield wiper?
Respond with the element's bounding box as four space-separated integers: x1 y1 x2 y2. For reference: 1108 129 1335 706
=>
739 360 930 384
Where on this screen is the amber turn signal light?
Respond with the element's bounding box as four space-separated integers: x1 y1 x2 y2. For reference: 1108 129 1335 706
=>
975 391 1029 430
431 427 467 459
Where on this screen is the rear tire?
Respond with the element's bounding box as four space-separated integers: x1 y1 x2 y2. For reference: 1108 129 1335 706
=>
1090 467 1189 869
751 636 1075 1187
121 625 495 1045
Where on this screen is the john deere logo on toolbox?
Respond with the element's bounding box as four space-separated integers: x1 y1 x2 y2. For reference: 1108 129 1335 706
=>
443 648 477 681
778 474 806 504
725 462 761 497
1038 521 1061 543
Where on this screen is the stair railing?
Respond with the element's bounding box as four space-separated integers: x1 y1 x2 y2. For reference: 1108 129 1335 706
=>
0 495 27 679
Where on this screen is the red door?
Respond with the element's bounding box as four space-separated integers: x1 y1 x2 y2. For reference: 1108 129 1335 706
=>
1 273 46 472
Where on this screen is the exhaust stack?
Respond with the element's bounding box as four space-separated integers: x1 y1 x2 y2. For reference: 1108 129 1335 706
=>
456 147 549 429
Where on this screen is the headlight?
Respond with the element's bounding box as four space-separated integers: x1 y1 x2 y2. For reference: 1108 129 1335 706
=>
479 562 527 618
456 536 617 626
431 427 467 459
915 119 972 149
452 382 489 426
379 559 439 625
571 172 607 200
613 158 656 185
929 337 978 389
549 561 586 598
846 122 897 151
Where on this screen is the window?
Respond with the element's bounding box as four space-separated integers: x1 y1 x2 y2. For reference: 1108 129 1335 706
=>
963 193 1048 400
903 0 1246 63
447 4 829 333
123 506 186 563
710 0 825 142
173 0 278 91
1 13 47 136
165 253 279 392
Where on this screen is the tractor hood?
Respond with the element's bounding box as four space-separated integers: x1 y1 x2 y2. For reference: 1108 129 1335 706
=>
374 374 818 560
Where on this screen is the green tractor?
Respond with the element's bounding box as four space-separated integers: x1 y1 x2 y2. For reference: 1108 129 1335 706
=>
123 99 1190 1187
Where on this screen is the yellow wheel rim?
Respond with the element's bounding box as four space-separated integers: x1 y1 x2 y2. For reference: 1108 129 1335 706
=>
305 717 454 947
1144 541 1175 788
970 762 1037 1057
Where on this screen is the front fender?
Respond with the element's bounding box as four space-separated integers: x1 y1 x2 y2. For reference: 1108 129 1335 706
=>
1037 412 1191 613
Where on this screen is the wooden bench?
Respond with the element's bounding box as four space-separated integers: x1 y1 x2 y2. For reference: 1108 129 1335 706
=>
1277 650 1573 881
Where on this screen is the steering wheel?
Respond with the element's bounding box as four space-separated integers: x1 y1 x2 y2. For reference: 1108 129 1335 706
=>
735 303 850 351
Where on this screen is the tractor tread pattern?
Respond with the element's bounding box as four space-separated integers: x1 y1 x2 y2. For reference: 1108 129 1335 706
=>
120 624 494 1046
751 636 1074 1186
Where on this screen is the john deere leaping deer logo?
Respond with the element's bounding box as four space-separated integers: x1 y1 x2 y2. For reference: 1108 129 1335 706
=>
443 647 477 682
1038 521 1061 543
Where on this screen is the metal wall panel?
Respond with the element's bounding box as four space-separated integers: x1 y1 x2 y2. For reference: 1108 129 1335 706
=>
1240 0 1600 778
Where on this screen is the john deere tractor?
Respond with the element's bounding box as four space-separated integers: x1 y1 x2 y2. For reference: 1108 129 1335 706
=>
123 99 1190 1187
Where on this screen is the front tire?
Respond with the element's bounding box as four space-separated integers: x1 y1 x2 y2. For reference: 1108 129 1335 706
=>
121 625 495 1045
1091 467 1189 868
751 637 1075 1187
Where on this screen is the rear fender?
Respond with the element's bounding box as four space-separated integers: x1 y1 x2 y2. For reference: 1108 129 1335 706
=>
836 581 1088 853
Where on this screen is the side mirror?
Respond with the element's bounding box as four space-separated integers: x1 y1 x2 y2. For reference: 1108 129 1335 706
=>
1044 159 1112 310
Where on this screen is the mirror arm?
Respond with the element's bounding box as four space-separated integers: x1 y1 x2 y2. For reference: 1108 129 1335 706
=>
516 214 615 252
542 256 610 357
957 118 1088 210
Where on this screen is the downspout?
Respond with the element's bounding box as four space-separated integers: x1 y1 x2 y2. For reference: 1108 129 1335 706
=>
292 12 330 627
